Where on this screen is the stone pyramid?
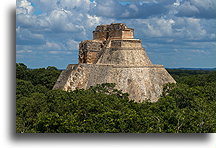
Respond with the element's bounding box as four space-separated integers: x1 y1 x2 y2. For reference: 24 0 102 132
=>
53 23 176 102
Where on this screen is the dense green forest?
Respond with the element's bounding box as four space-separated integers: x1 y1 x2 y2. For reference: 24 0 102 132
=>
16 63 216 133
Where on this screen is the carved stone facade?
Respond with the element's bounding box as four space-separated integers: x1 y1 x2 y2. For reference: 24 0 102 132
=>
53 23 176 102
93 23 134 40
79 40 103 64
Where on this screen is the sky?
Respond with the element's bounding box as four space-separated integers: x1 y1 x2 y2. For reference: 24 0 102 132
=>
16 0 216 69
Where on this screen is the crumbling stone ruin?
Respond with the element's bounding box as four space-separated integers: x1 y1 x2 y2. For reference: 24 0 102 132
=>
53 23 176 102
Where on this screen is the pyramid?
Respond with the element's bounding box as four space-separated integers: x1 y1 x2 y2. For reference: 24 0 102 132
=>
53 23 176 102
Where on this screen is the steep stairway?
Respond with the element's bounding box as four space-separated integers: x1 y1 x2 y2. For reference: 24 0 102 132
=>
67 64 85 91
95 37 112 64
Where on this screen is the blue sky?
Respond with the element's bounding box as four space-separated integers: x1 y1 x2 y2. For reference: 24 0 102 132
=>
16 0 216 69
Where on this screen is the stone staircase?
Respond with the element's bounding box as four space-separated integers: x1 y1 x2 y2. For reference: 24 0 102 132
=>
53 64 77 90
66 64 85 91
96 38 112 64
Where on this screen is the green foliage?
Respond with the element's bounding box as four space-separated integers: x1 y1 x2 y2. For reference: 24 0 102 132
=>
167 69 215 85
16 63 61 89
16 63 216 133
16 79 35 99
16 63 30 80
29 68 60 89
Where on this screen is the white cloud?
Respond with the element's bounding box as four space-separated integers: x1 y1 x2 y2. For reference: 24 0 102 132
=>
48 50 72 54
16 0 215 68
43 41 63 50
16 0 215 44
30 0 59 12
174 0 216 18
16 26 45 45
29 0 92 13
47 9 77 31
48 51 60 54
16 49 32 54
91 0 120 18
86 14 102 27
177 1 199 15
17 0 34 14
174 17 208 40
190 0 215 10
129 4 139 12
132 16 211 41
66 40 79 51
136 18 175 37
59 0 90 11
191 49 208 54
90 0 171 19
173 0 180 6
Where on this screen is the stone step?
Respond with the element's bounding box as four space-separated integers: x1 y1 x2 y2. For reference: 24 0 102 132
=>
67 64 85 90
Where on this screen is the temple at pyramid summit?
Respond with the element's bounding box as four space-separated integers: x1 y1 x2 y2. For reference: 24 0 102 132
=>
53 23 176 102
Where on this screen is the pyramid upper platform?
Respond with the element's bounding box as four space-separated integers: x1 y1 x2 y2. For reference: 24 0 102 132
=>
79 23 153 65
93 23 134 40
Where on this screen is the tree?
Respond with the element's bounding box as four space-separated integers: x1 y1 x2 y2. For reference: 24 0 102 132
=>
16 64 216 133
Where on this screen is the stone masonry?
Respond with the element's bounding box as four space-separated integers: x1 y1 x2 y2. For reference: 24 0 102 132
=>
53 23 176 102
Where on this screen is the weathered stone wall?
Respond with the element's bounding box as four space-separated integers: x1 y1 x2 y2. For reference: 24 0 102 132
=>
108 30 122 39
85 51 98 64
53 64 78 90
93 23 134 40
110 40 142 48
64 64 89 91
79 40 103 64
122 30 134 39
85 65 175 102
93 31 107 41
97 40 152 66
54 63 175 102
